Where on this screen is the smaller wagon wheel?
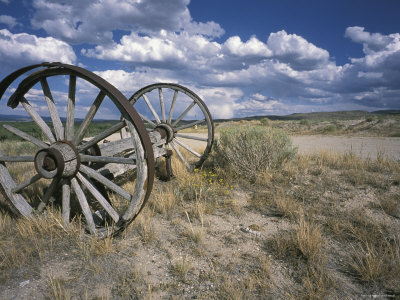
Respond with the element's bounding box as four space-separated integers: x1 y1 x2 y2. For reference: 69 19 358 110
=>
127 83 214 170
0 63 154 237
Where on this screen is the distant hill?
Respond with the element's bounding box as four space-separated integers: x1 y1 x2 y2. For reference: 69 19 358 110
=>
1 109 399 123
215 110 400 122
0 114 114 122
0 114 33 122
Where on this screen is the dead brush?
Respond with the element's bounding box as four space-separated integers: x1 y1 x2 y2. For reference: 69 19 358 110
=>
300 262 335 299
130 209 157 244
171 256 192 280
379 194 400 218
175 164 232 214
250 189 302 220
295 214 324 262
46 274 71 300
347 236 400 285
183 210 204 244
0 208 80 270
148 183 176 215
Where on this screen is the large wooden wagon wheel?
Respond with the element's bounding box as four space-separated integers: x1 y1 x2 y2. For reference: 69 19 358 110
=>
0 63 154 237
127 83 214 170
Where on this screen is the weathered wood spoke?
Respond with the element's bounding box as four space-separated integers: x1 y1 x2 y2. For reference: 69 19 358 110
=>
11 173 42 194
73 91 106 145
173 138 201 158
168 89 178 124
79 164 133 201
175 133 208 142
138 112 157 128
0 148 33 217
3 124 48 148
37 177 61 212
21 97 56 143
171 141 190 169
172 100 196 126
40 78 64 140
78 121 126 153
175 119 205 131
77 172 120 223
159 88 166 122
66 75 76 140
80 154 136 165
0 155 34 162
62 179 71 226
71 178 96 235
142 94 161 124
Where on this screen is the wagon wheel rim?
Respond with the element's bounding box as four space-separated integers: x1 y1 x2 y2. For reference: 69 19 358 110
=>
128 83 214 170
0 64 154 237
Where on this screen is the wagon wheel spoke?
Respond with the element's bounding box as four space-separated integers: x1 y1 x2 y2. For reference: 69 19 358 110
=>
137 112 157 128
175 119 205 131
2 125 49 148
0 155 34 162
21 97 56 143
175 133 208 142
37 177 61 212
142 94 161 124
76 172 120 223
73 90 106 145
168 89 178 124
159 88 166 122
66 75 76 140
62 179 71 226
78 121 126 153
173 138 201 158
11 173 42 194
41 78 64 140
172 101 196 126
80 155 136 165
79 164 133 202
171 141 190 169
71 177 96 235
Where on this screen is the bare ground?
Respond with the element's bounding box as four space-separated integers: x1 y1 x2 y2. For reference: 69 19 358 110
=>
1 124 399 299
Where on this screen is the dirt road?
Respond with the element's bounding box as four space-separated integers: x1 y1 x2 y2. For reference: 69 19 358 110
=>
291 135 400 160
103 132 400 160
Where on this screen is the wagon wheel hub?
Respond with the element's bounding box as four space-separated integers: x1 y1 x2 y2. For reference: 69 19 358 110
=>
154 123 175 143
34 141 80 179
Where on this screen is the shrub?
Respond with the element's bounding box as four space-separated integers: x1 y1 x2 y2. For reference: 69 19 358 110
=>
365 116 374 122
214 125 297 181
260 117 270 125
325 125 336 132
300 119 310 126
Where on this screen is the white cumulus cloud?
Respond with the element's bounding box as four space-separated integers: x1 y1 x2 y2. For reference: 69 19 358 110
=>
345 26 393 53
31 0 224 45
0 29 76 71
223 36 272 57
267 30 330 70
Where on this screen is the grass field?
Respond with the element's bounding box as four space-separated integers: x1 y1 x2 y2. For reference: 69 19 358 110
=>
0 118 399 299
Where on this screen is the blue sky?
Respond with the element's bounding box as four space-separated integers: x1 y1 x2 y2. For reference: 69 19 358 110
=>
0 0 399 119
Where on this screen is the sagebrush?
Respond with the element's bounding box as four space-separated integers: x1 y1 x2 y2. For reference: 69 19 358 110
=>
214 125 297 181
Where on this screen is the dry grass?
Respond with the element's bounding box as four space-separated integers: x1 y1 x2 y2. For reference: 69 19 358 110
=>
1 127 400 298
295 214 324 262
250 188 302 220
171 257 192 280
